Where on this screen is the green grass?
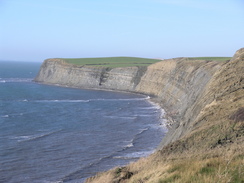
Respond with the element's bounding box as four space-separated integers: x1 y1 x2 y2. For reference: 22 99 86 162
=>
189 57 231 62
61 57 162 68
61 56 231 68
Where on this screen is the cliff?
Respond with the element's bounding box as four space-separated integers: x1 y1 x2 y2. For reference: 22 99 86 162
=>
35 56 224 148
35 48 244 182
35 58 147 91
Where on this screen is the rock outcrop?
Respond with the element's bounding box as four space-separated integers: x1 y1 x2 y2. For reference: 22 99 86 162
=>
35 58 147 91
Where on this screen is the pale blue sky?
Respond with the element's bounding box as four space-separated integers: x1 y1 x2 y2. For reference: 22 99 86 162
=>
0 0 243 62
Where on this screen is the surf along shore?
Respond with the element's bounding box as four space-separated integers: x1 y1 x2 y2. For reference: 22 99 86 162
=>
35 48 244 183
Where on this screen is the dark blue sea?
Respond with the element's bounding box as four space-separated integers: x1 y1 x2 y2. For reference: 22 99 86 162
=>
0 61 167 183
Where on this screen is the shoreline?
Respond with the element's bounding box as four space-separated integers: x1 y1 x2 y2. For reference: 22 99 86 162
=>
35 80 169 182
36 80 171 130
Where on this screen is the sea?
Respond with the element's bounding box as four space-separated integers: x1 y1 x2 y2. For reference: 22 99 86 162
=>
0 61 167 183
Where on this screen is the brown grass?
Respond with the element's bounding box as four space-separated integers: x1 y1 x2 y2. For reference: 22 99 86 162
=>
86 143 244 183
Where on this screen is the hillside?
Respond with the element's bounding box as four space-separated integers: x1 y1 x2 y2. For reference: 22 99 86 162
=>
35 48 243 182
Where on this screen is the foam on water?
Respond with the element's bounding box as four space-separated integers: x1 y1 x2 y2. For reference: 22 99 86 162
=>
113 150 154 160
1 115 9 118
0 78 32 83
33 99 90 103
12 130 62 142
104 115 137 120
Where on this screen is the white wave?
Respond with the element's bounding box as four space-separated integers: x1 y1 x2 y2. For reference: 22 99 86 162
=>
124 142 134 148
113 150 154 159
131 114 154 117
104 116 137 120
34 99 89 103
1 115 9 118
2 113 24 117
42 181 63 183
0 78 32 83
137 128 149 135
118 128 149 152
121 139 134 149
14 130 61 142
147 123 167 131
18 99 28 102
138 106 161 110
90 97 149 102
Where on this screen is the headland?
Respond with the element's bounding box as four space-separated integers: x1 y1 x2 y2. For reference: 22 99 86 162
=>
35 48 243 182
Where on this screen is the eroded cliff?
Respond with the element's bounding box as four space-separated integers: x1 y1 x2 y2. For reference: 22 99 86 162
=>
35 48 244 182
35 58 147 91
84 48 243 183
35 56 225 148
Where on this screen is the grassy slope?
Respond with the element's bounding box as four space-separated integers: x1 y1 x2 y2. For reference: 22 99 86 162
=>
87 147 243 183
61 57 162 68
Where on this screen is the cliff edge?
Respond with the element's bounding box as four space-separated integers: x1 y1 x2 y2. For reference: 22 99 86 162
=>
35 48 244 182
35 56 225 148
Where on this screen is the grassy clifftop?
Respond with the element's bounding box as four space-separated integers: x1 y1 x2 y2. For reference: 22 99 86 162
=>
61 57 162 68
189 57 231 62
60 57 231 68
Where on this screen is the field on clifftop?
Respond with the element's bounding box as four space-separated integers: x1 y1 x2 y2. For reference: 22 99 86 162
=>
61 56 231 68
62 57 162 68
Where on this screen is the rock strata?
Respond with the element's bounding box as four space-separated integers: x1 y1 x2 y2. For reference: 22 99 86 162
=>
35 48 243 150
35 58 146 91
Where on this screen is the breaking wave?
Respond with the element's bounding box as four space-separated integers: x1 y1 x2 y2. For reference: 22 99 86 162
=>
33 99 90 103
0 78 32 83
113 150 154 160
12 130 62 142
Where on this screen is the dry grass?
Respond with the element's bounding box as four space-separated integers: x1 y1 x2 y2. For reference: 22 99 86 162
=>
157 149 244 183
86 143 244 183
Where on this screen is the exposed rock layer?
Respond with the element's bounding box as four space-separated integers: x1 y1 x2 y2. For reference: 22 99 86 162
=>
35 48 243 149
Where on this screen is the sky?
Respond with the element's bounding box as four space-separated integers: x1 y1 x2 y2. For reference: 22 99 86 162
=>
0 0 243 62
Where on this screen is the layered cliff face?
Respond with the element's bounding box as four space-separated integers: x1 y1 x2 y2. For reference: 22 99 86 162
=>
35 58 147 91
84 49 243 183
35 56 225 148
135 58 223 147
35 49 244 182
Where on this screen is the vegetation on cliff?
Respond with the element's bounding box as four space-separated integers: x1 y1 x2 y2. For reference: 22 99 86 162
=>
60 57 231 68
61 57 162 68
189 57 231 62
